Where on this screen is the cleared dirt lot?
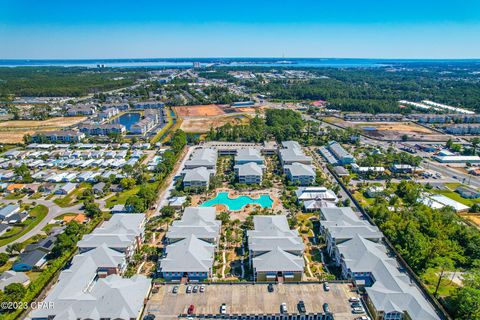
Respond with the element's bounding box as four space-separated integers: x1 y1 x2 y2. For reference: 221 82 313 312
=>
174 105 226 117
0 117 86 143
145 283 361 320
180 114 250 133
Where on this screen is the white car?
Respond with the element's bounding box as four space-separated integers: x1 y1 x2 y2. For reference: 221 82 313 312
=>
349 297 360 303
355 316 371 320
280 303 288 314
220 304 227 314
352 307 365 314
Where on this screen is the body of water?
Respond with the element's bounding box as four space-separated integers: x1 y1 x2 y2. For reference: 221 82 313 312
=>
108 112 140 131
2 58 477 69
200 192 273 211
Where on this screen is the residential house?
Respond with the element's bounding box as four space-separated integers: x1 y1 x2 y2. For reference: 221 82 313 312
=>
0 271 30 290
13 234 57 271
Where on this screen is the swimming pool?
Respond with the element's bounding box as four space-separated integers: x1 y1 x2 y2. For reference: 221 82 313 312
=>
200 192 273 211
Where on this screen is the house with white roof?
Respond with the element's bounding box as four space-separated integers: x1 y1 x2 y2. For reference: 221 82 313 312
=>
295 187 338 211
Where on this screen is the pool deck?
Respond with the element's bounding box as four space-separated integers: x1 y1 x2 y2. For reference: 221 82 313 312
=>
192 188 286 220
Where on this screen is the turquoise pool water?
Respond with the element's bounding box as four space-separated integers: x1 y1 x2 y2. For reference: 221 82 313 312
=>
200 192 273 211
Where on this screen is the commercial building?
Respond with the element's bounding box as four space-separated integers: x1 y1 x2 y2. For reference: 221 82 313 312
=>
247 215 305 282
433 155 480 164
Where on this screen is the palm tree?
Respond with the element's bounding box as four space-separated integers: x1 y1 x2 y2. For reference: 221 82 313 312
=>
471 137 480 155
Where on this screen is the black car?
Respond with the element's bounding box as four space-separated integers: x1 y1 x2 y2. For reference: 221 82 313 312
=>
144 315 156 320
323 303 330 313
297 300 306 313
268 284 274 292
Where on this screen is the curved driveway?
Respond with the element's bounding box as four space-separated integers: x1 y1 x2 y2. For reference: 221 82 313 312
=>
0 199 83 253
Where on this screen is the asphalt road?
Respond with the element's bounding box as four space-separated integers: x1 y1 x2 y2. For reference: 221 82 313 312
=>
0 199 83 253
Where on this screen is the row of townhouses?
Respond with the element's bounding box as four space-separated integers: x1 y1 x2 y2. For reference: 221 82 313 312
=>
159 207 221 281
182 148 218 188
30 214 151 320
319 207 440 320
279 141 316 185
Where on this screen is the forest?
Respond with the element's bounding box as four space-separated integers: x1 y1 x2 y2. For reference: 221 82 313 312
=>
368 181 480 319
0 67 143 97
207 109 305 142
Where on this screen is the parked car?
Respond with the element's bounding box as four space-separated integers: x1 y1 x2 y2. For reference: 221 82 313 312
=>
323 303 330 313
280 302 288 314
200 284 205 292
355 316 371 320
143 315 155 320
172 285 179 294
187 305 195 315
349 297 360 303
220 303 227 314
351 302 362 308
323 282 330 291
352 307 365 314
268 283 274 292
186 285 192 293
193 285 198 293
297 300 306 313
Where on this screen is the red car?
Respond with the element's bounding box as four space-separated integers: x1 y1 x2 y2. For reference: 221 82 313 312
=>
188 305 195 315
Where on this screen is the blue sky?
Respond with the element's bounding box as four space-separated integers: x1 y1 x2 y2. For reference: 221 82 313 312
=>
1 0 479 59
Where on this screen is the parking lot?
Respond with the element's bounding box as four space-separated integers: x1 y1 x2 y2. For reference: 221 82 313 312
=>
145 283 362 320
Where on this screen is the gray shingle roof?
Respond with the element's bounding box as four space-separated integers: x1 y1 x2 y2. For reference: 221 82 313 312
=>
248 216 304 254
166 207 221 242
184 148 217 168
183 167 211 183
284 162 316 176
77 214 144 250
235 162 263 177
30 245 150 320
235 148 264 164
160 235 215 273
253 246 305 272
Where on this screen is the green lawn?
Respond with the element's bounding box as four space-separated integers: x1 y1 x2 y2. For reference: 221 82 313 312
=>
53 183 91 208
432 189 480 207
421 269 459 297
0 205 48 247
105 185 140 208
4 193 25 200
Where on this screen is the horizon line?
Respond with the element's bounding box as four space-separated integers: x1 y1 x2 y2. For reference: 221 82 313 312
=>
1 57 480 61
